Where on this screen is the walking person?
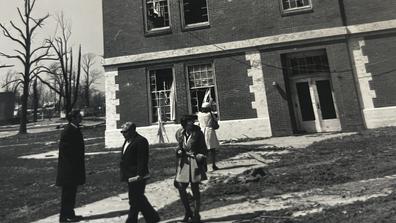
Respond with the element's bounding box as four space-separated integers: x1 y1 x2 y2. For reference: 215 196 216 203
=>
56 110 85 222
174 115 208 222
119 122 160 223
197 102 220 171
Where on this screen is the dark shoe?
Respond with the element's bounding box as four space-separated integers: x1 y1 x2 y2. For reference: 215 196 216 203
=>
181 212 193 222
212 165 219 171
73 215 83 220
148 214 160 223
192 213 201 223
59 216 81 222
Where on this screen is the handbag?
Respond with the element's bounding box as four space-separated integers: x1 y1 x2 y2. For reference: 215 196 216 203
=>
209 112 219 130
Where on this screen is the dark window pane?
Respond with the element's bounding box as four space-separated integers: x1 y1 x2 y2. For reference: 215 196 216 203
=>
316 80 337 119
296 82 315 121
183 0 208 25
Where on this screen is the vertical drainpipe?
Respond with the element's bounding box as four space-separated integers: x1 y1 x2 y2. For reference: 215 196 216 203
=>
338 0 368 129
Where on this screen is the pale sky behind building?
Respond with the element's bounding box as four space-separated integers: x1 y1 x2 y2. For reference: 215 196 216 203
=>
0 0 104 92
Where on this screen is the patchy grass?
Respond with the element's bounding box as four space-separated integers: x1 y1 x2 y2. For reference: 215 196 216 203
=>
2 127 396 223
158 127 396 222
0 126 255 223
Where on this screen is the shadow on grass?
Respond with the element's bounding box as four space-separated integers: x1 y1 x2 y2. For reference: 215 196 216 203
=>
215 164 257 171
82 210 129 221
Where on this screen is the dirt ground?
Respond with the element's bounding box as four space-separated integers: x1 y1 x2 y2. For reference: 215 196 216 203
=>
1 125 396 223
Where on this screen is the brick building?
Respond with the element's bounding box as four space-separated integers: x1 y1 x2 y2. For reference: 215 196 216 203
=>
102 0 396 148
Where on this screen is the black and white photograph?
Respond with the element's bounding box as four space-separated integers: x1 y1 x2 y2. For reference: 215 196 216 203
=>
1 0 396 222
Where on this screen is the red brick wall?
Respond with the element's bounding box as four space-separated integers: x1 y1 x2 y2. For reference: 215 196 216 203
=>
363 33 396 108
326 42 365 131
174 63 190 121
102 0 343 58
214 55 257 121
343 0 396 25
116 67 150 128
261 51 294 136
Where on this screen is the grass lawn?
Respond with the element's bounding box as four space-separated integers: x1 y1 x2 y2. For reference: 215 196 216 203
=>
0 125 258 223
1 126 396 223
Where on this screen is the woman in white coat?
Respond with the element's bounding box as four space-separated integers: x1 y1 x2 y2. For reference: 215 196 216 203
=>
198 102 220 170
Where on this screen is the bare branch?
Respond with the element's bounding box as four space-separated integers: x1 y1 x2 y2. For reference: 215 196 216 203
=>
2 78 23 88
36 75 63 96
10 21 26 41
17 8 27 25
30 14 50 34
0 64 14 69
0 23 26 48
0 52 26 65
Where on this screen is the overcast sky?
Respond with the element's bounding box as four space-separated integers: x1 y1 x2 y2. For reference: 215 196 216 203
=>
0 0 104 91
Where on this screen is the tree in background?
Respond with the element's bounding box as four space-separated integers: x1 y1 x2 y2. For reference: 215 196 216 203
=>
38 13 82 114
82 53 101 107
0 0 50 133
2 70 20 93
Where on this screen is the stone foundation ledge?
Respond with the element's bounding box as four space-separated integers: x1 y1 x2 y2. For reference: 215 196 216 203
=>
363 106 396 129
105 118 272 148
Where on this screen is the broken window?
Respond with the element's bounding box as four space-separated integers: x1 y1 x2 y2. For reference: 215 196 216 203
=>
149 68 175 123
182 0 209 27
145 0 170 31
188 64 218 115
281 0 311 11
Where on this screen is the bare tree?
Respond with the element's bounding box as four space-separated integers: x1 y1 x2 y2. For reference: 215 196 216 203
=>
2 70 20 93
81 53 101 107
38 13 82 114
0 0 50 133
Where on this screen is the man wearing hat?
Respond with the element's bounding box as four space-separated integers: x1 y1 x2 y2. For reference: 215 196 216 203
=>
120 122 160 223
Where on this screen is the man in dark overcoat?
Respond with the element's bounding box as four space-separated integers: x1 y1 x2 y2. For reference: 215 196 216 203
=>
56 110 85 222
120 122 160 223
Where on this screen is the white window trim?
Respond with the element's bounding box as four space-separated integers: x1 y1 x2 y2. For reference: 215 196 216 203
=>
280 0 313 14
185 62 220 119
180 0 210 30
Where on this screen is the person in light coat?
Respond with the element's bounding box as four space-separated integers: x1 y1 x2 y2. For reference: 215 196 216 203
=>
197 102 220 171
174 115 208 223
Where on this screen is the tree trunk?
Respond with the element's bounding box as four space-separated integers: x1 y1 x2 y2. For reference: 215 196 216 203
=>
33 78 38 122
85 85 90 107
19 80 29 134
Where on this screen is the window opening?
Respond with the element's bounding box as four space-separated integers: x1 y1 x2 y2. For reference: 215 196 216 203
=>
182 0 209 26
188 64 218 115
146 0 170 31
281 0 311 11
289 54 329 76
149 68 175 123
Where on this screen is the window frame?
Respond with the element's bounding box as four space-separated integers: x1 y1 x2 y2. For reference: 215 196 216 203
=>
146 66 177 124
142 0 172 36
280 0 313 15
179 0 210 31
185 61 220 119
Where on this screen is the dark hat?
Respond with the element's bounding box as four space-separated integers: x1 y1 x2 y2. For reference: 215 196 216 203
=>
182 114 197 121
120 122 136 133
180 114 197 127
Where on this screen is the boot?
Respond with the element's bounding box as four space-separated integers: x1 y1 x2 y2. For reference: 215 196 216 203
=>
192 198 201 223
179 189 193 222
211 149 219 171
